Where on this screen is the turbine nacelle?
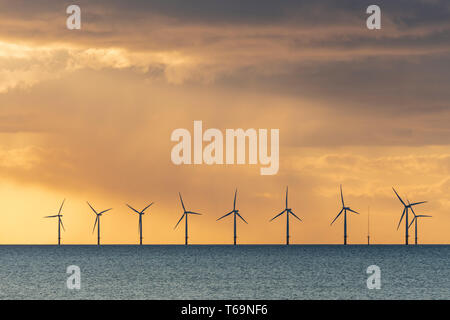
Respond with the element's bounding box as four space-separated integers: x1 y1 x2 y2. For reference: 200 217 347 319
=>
126 202 154 244
393 188 428 235
217 190 248 224
174 193 201 230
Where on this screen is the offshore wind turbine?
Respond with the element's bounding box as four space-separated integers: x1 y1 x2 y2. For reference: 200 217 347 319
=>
217 189 248 245
408 209 432 245
270 186 302 245
87 202 112 246
44 199 66 245
367 206 370 245
330 185 359 245
126 202 154 245
392 188 427 245
174 193 202 245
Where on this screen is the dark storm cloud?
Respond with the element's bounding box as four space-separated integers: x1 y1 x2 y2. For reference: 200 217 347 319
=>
0 0 449 143
2 0 448 24
1 0 449 37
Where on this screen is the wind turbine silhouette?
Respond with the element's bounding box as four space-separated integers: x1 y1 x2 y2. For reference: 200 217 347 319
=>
174 193 201 245
126 202 154 245
367 206 370 245
330 185 359 245
392 188 427 245
44 199 66 245
408 208 432 245
217 189 248 245
87 202 112 246
270 186 302 245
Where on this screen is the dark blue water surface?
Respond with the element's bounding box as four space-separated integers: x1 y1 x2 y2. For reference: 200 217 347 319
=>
0 245 448 299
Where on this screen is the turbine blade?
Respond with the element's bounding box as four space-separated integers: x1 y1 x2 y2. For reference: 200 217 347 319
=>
392 188 406 206
237 213 248 224
270 210 286 222
330 208 344 226
87 201 98 215
289 210 302 222
99 208 112 214
408 217 416 229
233 189 237 211
340 185 345 207
347 208 360 214
92 216 98 234
60 219 65 232
58 199 66 214
126 204 140 214
174 213 185 229
397 208 406 230
409 205 417 217
187 211 202 215
417 215 432 218
179 193 186 212
141 202 154 213
286 186 288 209
410 201 427 206
217 211 233 221
44 215 58 218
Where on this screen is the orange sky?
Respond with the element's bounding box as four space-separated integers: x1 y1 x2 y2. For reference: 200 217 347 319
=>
0 0 449 244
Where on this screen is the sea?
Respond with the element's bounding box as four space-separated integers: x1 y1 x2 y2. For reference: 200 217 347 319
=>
0 245 448 299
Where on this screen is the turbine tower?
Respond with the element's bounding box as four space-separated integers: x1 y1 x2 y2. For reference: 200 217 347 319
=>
126 202 154 245
408 210 432 245
270 186 302 245
217 189 248 245
174 193 201 245
44 199 66 245
392 188 427 245
330 185 359 245
87 202 112 246
367 206 370 245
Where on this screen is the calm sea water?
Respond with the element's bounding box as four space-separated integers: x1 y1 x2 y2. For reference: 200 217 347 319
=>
0 245 448 299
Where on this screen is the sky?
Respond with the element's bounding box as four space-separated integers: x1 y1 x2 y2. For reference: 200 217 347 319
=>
0 0 449 244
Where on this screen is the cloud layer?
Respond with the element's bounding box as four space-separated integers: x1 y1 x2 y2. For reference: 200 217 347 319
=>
0 0 449 243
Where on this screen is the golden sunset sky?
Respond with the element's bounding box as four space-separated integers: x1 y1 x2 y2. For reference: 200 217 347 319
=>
0 0 449 244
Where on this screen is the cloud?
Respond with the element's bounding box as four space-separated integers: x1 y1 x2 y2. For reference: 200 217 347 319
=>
0 0 449 91
0 0 449 244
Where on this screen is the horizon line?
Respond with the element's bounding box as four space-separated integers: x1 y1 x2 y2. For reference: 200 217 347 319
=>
1 243 449 246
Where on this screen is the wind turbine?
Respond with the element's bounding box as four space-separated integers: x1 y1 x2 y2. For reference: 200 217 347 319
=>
408 209 432 245
392 188 427 245
44 199 66 245
174 193 201 245
367 206 370 245
330 185 359 245
126 202 154 245
87 202 112 246
217 189 248 245
270 186 302 245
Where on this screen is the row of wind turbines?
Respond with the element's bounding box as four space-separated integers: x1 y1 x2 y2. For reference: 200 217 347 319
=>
44 186 432 246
